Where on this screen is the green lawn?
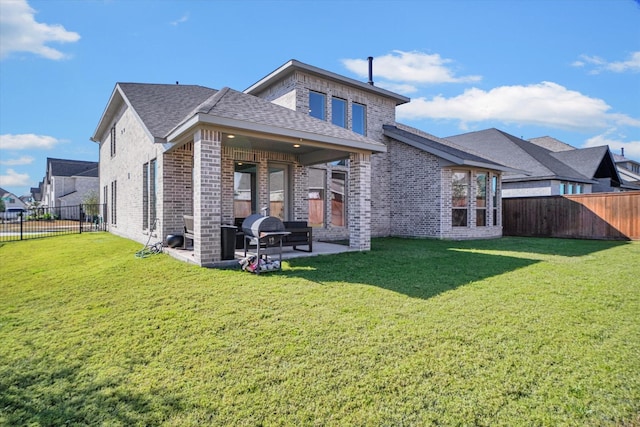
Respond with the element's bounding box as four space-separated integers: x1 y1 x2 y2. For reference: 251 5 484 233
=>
1 234 639 426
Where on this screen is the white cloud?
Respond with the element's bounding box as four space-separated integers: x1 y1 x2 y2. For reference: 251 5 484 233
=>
0 0 80 60
342 50 481 91
0 168 30 187
0 155 34 166
0 133 60 150
397 81 640 131
170 13 189 26
583 130 640 160
573 52 640 74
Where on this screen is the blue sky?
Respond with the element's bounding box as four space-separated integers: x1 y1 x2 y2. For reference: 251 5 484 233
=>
1 0 639 197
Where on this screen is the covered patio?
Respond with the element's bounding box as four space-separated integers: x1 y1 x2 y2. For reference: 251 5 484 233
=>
160 87 386 267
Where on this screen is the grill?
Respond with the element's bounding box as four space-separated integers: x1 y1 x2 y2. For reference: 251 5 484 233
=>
241 214 290 273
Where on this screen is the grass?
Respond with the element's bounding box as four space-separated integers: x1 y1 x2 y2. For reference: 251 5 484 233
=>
1 234 639 426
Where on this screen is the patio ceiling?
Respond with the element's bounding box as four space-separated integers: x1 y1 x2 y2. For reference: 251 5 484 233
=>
220 131 351 165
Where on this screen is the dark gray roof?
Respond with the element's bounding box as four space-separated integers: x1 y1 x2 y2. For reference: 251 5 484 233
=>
118 83 217 139
383 125 512 171
48 158 99 178
446 128 593 183
551 146 620 183
528 136 575 152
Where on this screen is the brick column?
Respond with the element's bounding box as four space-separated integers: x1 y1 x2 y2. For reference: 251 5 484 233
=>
193 129 221 266
348 152 372 250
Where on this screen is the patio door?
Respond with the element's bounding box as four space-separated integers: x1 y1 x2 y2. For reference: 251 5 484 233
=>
234 162 257 220
269 163 289 220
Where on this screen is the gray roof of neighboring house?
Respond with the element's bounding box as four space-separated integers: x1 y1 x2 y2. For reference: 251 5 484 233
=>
551 146 621 184
47 158 99 178
446 128 594 183
528 136 576 152
383 125 513 172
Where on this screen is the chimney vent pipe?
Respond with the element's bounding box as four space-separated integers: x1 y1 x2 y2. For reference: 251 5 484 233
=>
368 56 374 85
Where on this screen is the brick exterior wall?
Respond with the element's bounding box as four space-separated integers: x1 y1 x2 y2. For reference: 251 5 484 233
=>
98 103 164 245
389 138 443 237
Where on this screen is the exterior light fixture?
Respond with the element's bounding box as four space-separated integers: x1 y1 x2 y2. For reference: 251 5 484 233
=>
293 144 300 148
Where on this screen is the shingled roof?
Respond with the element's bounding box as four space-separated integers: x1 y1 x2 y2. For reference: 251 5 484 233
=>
117 83 217 139
47 158 99 178
383 125 513 171
446 128 594 183
167 87 386 151
93 82 386 157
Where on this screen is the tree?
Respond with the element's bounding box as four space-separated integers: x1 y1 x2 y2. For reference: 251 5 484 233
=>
82 190 99 217
0 198 5 213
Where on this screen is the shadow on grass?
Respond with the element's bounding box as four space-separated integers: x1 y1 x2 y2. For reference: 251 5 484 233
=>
0 358 185 426
284 237 629 300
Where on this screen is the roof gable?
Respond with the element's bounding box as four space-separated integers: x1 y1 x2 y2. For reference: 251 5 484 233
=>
551 146 621 183
244 59 410 106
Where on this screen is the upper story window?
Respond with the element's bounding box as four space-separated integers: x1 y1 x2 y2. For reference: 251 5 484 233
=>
110 125 116 157
308 90 367 135
352 102 366 135
309 91 326 120
331 97 347 128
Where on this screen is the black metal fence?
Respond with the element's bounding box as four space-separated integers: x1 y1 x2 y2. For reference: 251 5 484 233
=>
0 204 107 243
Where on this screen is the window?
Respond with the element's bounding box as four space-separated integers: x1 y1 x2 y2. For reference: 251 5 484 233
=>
110 125 116 157
269 164 289 220
309 91 326 120
110 180 117 225
476 173 487 227
331 171 346 227
103 185 108 217
452 172 469 227
308 168 326 228
492 175 499 226
352 102 366 135
142 159 157 230
331 97 347 128
560 182 566 195
143 163 149 229
234 163 257 219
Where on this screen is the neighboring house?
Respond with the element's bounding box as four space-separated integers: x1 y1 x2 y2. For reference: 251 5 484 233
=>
91 59 508 267
613 149 640 187
38 158 100 216
447 128 630 197
0 186 28 219
530 136 640 191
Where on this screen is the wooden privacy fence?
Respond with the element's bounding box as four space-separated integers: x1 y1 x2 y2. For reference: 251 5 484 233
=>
503 192 640 240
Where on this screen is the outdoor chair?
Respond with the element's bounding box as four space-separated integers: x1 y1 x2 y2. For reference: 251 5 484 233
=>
183 215 194 249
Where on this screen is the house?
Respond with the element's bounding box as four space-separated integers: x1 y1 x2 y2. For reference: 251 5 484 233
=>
91 59 509 267
38 158 100 217
613 149 640 188
0 186 28 219
446 128 632 197
529 136 640 192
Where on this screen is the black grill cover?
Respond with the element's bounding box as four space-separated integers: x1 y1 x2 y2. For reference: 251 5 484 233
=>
242 214 286 237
